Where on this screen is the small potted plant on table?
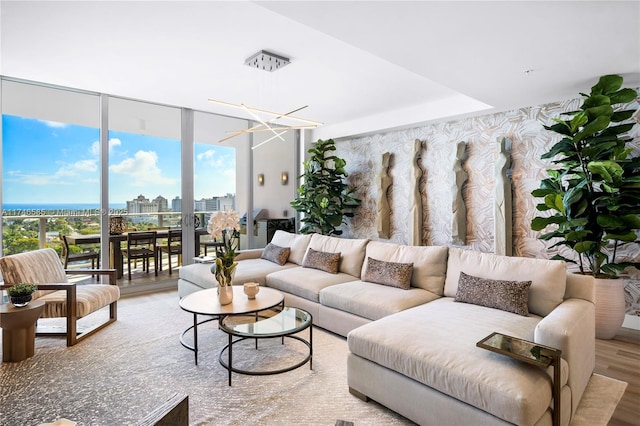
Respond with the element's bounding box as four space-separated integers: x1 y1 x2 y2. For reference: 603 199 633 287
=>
7 283 38 307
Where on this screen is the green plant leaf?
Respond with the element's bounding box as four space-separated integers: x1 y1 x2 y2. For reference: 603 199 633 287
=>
590 74 622 96
573 116 611 143
531 216 565 231
610 110 635 122
609 88 638 104
582 95 611 110
587 161 623 183
574 241 596 253
604 231 637 242
597 215 624 228
569 112 589 133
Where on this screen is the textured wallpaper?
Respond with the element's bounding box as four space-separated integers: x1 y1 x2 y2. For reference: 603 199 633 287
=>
336 94 640 313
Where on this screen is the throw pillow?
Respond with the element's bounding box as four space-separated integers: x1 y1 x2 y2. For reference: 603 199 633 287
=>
302 247 341 274
454 272 531 316
261 243 291 266
362 257 413 290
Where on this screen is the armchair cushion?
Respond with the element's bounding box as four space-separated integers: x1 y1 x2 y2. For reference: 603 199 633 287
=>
0 248 68 298
38 284 121 318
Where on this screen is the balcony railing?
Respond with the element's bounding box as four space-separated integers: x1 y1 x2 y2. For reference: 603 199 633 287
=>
2 210 211 252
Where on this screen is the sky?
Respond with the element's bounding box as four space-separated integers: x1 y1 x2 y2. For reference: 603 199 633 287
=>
2 115 236 206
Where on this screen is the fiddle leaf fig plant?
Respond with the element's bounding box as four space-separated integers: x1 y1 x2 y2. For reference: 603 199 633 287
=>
531 74 640 277
291 138 360 236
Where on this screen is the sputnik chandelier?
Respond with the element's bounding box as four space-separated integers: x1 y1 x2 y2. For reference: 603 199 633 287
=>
207 99 323 149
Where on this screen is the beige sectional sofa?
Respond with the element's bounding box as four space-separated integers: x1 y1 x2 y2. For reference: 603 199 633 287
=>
178 230 595 426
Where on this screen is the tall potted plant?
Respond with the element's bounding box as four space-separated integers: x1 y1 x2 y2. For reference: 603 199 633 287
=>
531 74 640 338
291 138 360 236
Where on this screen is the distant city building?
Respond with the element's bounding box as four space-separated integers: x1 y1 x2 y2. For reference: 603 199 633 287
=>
219 194 235 211
153 195 168 212
126 194 158 214
171 196 181 212
129 193 236 214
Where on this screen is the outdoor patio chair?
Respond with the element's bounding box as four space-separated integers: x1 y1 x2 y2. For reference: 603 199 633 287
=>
0 248 119 346
122 231 158 280
60 234 100 269
157 229 182 275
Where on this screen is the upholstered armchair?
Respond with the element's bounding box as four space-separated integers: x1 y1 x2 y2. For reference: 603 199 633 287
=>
0 248 119 346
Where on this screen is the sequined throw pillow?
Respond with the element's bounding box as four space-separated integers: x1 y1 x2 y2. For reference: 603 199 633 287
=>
454 271 531 316
261 243 291 266
362 257 414 290
301 247 341 274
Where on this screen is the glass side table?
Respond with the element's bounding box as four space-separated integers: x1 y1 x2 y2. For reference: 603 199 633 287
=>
219 307 313 386
477 332 562 426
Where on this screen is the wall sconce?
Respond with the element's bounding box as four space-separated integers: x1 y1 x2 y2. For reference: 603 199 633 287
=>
257 174 264 186
281 171 288 185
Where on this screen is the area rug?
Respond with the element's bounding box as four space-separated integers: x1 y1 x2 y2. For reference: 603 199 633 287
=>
569 374 627 426
0 291 628 425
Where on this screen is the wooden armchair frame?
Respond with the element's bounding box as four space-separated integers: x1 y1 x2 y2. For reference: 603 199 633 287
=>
1 268 117 346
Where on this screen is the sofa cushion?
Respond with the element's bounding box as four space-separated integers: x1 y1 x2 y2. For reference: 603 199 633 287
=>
455 272 531 316
362 257 413 290
270 231 312 265
302 247 340 274
362 241 448 295
266 267 357 303
320 281 439 321
444 247 566 316
261 243 291 266
348 298 551 426
308 234 369 278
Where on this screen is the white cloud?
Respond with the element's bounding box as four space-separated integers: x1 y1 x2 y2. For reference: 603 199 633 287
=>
109 150 176 186
89 138 122 156
4 157 98 185
38 120 68 128
54 159 98 178
196 149 225 168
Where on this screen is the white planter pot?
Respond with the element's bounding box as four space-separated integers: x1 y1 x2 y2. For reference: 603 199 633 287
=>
594 277 626 339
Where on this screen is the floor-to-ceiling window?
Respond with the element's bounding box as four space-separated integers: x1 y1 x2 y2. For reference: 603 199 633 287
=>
193 111 244 250
108 97 182 284
1 80 100 268
0 77 265 291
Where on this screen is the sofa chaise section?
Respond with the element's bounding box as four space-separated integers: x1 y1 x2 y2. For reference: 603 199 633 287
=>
347 247 595 426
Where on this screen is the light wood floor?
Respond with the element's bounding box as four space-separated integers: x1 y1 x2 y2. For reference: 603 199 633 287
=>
595 327 640 426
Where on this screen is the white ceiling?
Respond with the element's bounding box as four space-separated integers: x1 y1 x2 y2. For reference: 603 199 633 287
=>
1 1 639 140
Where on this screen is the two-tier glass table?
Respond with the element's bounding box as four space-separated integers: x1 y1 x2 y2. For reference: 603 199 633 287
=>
218 306 313 386
179 286 285 365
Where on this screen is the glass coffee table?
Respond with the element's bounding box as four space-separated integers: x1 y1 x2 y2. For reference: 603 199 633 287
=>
179 286 284 365
218 307 313 386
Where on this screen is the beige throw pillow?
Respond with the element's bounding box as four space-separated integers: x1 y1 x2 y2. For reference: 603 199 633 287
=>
261 243 291 266
302 247 341 274
362 257 413 290
454 272 531 316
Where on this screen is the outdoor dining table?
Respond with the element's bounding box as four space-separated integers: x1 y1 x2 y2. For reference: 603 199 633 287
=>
66 228 209 279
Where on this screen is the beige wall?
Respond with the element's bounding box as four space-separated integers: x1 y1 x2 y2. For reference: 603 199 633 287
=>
252 130 297 219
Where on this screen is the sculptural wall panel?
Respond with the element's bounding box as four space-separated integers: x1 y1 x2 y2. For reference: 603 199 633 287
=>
335 94 640 297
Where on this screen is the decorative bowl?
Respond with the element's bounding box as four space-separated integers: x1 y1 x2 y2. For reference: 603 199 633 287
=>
243 282 260 299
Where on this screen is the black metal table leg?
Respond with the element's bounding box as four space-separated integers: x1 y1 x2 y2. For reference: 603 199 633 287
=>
228 331 233 386
193 313 199 365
